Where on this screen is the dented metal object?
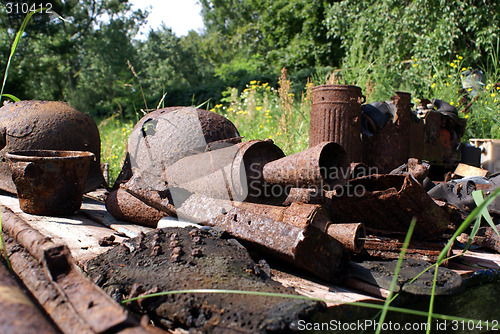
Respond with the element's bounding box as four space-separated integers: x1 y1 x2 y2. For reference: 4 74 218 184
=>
390 158 430 185
0 100 104 193
324 174 451 241
105 188 167 227
125 107 241 191
208 207 345 281
262 142 349 189
7 150 94 216
310 85 364 162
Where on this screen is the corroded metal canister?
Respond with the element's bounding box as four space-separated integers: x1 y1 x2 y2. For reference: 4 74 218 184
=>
310 85 365 163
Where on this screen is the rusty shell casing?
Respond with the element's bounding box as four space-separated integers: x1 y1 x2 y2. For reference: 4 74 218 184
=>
105 188 168 227
6 150 94 216
324 174 451 241
262 142 349 189
326 223 365 254
363 91 412 173
310 85 364 163
164 140 287 204
0 100 103 194
208 207 345 281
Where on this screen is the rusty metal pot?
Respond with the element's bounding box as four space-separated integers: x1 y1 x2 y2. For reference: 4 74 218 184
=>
6 150 94 216
0 101 104 194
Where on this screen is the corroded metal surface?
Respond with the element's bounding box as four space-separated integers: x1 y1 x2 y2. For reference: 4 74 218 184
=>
326 223 365 254
362 92 412 173
262 142 349 189
389 158 429 185
363 235 450 264
0 260 58 334
324 174 451 241
310 85 364 162
86 227 323 333
208 207 345 281
105 188 167 227
0 100 104 193
6 150 94 216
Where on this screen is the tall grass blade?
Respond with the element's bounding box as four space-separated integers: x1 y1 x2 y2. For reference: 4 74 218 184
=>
1 94 20 102
472 190 500 237
375 218 416 334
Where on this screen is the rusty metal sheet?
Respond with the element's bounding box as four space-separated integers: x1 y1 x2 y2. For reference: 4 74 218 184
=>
324 174 452 241
262 141 348 189
0 260 59 334
6 150 94 216
310 85 364 163
0 100 104 194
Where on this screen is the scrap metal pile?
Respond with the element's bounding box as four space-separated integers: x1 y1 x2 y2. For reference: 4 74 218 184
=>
1 87 500 332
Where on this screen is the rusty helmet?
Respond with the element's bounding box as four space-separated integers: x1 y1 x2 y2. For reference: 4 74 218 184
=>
0 100 104 194
115 107 241 188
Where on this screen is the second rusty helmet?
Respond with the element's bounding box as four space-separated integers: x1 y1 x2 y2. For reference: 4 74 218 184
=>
0 100 104 194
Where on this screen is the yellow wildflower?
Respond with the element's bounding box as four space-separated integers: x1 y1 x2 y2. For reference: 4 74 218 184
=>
262 83 269 87
255 106 263 111
491 93 496 98
450 101 455 106
465 114 470 118
250 80 257 85
431 83 436 89
458 55 463 60
227 107 234 112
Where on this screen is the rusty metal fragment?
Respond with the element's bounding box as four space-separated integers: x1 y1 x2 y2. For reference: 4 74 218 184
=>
6 150 94 216
0 100 104 194
326 223 365 254
0 205 153 334
262 141 349 189
310 85 364 162
105 188 168 227
0 260 58 334
324 174 451 241
362 92 412 173
362 235 450 264
208 207 345 281
121 178 177 216
390 158 430 185
460 225 500 253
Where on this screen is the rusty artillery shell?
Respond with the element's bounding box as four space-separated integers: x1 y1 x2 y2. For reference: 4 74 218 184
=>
326 223 365 254
209 207 344 281
262 142 349 189
164 139 288 204
310 85 364 163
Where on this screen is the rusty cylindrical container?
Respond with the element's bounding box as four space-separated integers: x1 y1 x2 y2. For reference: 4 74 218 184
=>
6 150 95 216
310 85 365 163
262 141 349 189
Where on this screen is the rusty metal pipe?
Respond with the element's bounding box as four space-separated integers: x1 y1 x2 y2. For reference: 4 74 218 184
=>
326 223 365 254
262 142 349 189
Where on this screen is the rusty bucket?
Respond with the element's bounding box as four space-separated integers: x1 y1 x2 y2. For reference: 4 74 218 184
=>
310 84 365 163
6 150 95 216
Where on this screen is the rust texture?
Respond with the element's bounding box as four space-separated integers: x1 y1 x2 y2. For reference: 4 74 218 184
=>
310 85 364 162
0 100 104 194
121 179 177 216
262 141 349 189
6 150 94 216
105 188 168 227
363 92 412 173
324 174 451 241
209 207 345 281
0 259 59 334
466 225 500 253
363 235 450 265
0 205 155 334
389 158 429 185
326 223 365 254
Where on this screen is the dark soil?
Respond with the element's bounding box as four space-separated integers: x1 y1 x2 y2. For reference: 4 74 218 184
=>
85 227 323 333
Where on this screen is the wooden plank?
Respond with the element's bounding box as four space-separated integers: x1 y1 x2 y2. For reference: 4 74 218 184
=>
271 269 383 306
0 193 125 265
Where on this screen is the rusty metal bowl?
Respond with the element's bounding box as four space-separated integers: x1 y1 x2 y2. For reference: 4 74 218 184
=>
6 150 95 216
